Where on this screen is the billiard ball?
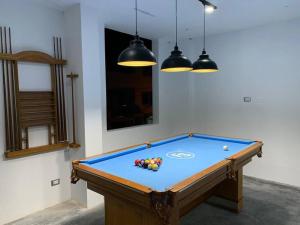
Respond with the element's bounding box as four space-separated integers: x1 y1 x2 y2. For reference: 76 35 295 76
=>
152 164 159 171
135 160 140 166
223 145 229 151
148 164 153 170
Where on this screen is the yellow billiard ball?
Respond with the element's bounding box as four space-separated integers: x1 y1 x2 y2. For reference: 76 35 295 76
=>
152 164 158 171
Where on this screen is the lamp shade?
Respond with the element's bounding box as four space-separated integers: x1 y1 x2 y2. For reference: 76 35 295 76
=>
118 37 157 67
192 50 218 73
161 46 192 72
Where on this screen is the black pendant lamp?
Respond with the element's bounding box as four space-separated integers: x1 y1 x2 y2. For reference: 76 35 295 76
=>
161 0 192 72
192 1 218 73
118 0 157 67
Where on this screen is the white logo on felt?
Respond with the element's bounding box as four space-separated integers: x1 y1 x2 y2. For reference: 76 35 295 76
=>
166 151 195 159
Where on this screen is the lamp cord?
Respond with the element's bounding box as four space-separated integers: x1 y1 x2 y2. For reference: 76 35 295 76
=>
203 4 206 51
135 0 138 36
175 0 178 47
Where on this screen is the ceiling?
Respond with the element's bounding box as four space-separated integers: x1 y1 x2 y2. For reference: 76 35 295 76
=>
31 0 300 40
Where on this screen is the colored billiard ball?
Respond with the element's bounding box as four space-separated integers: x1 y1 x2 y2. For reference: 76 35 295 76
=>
223 145 229 151
152 164 159 171
135 160 140 166
148 164 153 170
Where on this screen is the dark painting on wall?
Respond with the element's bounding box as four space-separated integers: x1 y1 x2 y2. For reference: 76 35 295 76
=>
105 28 153 130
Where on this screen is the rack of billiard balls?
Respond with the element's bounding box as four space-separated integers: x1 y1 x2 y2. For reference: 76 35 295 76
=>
134 157 163 171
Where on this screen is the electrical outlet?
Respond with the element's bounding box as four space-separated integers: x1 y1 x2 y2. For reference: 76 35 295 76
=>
51 179 60 186
243 97 251 103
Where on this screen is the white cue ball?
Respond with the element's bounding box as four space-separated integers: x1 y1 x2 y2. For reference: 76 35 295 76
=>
223 145 229 151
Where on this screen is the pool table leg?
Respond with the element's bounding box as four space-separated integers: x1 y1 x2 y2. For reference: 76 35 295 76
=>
104 194 179 225
167 208 180 225
209 168 243 213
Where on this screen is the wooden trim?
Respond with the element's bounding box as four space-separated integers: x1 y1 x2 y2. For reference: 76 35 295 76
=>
74 163 152 193
226 142 263 161
5 141 69 159
0 51 66 65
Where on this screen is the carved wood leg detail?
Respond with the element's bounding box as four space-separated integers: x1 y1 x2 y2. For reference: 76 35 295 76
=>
151 191 180 225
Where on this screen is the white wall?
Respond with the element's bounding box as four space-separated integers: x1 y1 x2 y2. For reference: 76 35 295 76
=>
64 3 106 209
64 4 87 208
185 18 300 187
79 4 106 209
0 1 71 224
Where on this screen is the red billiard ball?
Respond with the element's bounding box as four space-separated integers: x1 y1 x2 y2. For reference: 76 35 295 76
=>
135 159 140 166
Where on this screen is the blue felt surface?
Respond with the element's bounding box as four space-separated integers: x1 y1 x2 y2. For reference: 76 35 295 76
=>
81 134 255 192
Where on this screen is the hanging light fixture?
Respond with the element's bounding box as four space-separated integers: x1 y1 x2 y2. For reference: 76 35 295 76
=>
118 0 157 67
192 0 218 73
161 0 192 72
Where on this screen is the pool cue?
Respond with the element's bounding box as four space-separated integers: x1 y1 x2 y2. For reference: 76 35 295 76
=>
4 27 14 151
67 73 80 148
50 63 57 144
53 37 61 143
59 37 67 141
1 27 11 151
56 37 63 142
9 27 18 151
52 37 59 143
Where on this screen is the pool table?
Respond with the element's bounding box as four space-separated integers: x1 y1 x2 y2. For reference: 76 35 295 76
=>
71 133 263 225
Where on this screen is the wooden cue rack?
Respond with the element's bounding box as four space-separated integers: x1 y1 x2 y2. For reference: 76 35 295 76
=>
0 26 71 159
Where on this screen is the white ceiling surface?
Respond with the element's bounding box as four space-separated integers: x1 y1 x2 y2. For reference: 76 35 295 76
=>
32 0 300 40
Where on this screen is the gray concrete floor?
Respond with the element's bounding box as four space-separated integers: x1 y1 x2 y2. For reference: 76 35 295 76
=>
6 177 300 225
